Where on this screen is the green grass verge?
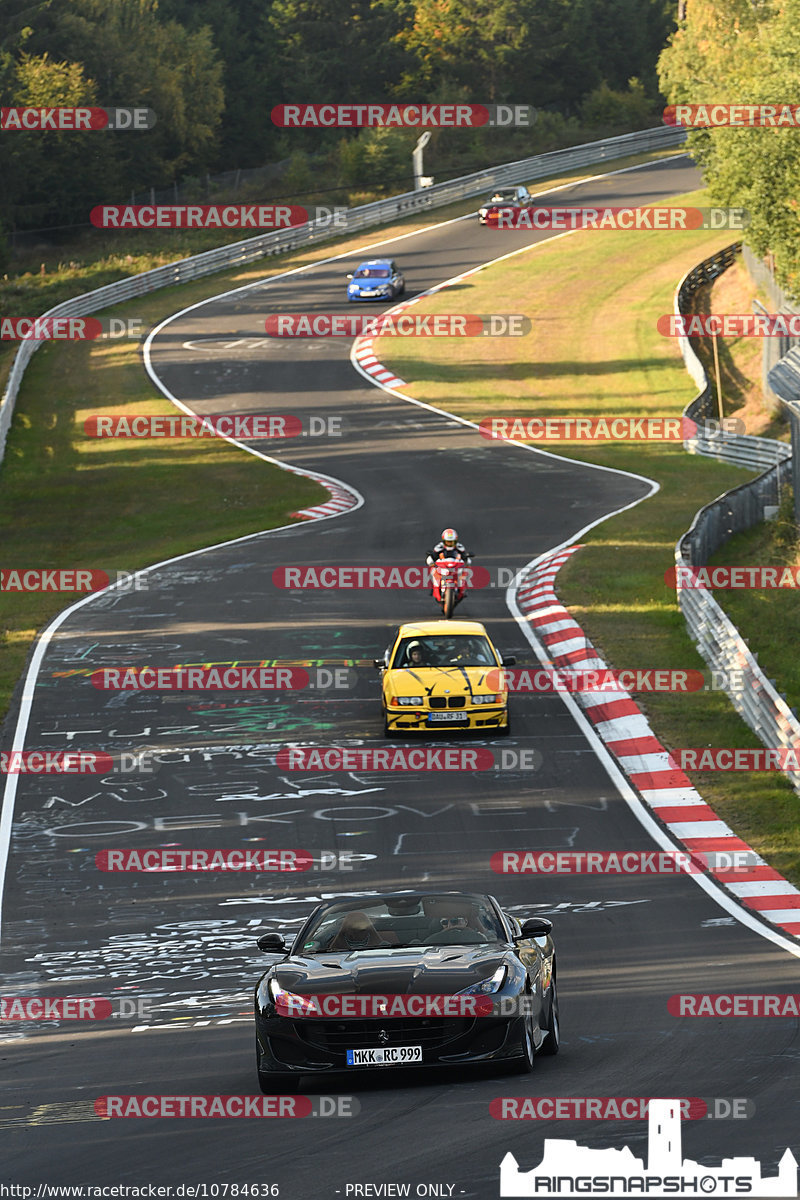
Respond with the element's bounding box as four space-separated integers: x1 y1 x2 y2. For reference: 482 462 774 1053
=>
371 188 800 884
0 307 327 722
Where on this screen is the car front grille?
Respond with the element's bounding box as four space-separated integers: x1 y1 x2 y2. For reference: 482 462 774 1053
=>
429 696 466 709
294 1017 473 1052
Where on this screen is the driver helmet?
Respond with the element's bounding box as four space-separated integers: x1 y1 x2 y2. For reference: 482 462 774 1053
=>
441 528 458 550
340 911 375 949
407 640 423 657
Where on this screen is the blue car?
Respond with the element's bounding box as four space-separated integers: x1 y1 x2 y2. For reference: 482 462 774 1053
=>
346 259 405 301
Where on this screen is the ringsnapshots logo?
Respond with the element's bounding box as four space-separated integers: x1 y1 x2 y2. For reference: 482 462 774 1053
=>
264 313 530 337
1 107 156 130
664 103 800 127
483 206 748 231
498 1098 796 1198
83 414 343 440
271 103 536 128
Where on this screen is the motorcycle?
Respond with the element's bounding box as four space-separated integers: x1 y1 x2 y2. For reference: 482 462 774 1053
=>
429 556 472 618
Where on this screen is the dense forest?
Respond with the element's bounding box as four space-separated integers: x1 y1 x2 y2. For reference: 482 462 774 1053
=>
0 0 675 241
659 0 800 299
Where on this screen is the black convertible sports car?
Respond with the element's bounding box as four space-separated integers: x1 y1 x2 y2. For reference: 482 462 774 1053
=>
254 891 558 1089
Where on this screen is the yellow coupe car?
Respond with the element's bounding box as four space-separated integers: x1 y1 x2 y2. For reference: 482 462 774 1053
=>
375 620 515 736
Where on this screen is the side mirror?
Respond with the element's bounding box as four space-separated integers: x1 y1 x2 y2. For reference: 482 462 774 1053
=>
518 917 553 939
346 273 353 280
502 655 517 666
257 933 286 953
374 658 385 669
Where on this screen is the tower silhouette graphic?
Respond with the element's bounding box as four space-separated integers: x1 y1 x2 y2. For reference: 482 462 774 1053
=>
500 1098 798 1197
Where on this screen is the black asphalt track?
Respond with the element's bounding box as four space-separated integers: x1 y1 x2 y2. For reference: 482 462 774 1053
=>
2 157 799 1198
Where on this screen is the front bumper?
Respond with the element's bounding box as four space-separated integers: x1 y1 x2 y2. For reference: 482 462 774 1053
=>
384 705 508 733
256 1013 525 1075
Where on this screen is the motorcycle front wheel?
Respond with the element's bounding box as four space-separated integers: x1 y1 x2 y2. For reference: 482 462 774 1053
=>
443 587 454 618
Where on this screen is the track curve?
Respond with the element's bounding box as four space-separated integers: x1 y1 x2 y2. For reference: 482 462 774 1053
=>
2 157 799 1196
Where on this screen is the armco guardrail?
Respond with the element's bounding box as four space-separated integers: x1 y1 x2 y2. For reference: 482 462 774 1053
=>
673 246 800 795
678 243 789 470
0 123 685 464
741 243 800 410
767 347 800 527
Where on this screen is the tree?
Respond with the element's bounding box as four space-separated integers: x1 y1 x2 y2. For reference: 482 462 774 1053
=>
659 0 800 299
154 0 284 169
0 52 109 231
23 0 225 191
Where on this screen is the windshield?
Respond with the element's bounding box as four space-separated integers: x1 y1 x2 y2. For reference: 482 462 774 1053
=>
489 191 516 202
355 266 390 278
393 634 498 668
297 894 506 952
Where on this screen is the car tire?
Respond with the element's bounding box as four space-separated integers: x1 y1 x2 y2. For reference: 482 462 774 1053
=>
512 1008 536 1073
540 975 560 1056
398 282 406 295
383 707 391 737
498 718 510 738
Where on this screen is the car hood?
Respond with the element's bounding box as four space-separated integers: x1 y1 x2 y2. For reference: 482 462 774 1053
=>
274 944 510 994
386 665 503 698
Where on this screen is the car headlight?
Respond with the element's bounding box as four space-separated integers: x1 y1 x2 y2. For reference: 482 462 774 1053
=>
456 965 507 995
267 979 318 1017
472 693 501 705
392 695 424 705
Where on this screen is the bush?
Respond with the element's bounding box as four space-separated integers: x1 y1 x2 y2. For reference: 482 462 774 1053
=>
579 77 659 130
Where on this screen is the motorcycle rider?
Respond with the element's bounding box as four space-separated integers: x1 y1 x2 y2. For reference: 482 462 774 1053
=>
426 528 473 603
426 527 472 568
